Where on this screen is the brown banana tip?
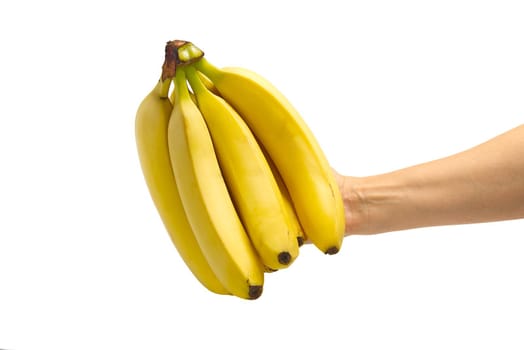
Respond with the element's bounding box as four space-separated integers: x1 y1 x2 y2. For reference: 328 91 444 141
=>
325 246 339 255
278 251 292 265
297 236 305 247
248 285 263 300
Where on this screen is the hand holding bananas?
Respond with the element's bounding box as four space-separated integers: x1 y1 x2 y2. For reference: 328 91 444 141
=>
135 40 345 299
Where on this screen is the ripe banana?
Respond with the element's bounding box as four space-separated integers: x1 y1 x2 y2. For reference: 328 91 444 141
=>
265 150 307 247
194 57 345 254
135 78 229 295
185 66 299 271
167 67 264 300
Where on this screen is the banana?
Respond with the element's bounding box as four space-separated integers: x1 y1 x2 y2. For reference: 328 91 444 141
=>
185 66 299 270
135 78 229 295
167 67 264 299
195 57 345 254
265 150 307 247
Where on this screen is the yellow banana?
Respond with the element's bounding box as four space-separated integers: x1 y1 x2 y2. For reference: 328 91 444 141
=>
135 78 229 295
167 67 264 300
185 66 299 270
265 150 307 247
195 57 345 254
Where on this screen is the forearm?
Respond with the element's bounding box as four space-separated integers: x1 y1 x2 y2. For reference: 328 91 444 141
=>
342 125 524 235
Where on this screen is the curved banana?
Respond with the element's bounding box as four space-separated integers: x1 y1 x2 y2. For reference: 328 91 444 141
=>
185 66 299 270
195 58 345 254
135 78 229 295
265 151 306 247
191 63 305 248
167 67 264 300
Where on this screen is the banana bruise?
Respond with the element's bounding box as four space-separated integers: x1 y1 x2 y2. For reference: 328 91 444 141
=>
135 78 229 295
195 58 345 254
185 66 299 271
167 68 264 300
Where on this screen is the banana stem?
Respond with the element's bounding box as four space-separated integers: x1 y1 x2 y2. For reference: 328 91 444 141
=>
194 58 220 80
157 78 172 99
185 66 207 95
174 68 190 101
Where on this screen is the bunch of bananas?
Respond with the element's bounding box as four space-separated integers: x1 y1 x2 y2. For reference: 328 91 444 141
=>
135 40 345 300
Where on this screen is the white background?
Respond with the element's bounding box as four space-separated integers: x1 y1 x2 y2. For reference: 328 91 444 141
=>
1 0 523 349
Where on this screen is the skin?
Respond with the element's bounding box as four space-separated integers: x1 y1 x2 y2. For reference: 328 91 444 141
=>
334 124 524 235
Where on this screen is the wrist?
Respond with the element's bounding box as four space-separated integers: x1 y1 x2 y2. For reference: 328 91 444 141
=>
343 173 410 235
340 175 369 235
